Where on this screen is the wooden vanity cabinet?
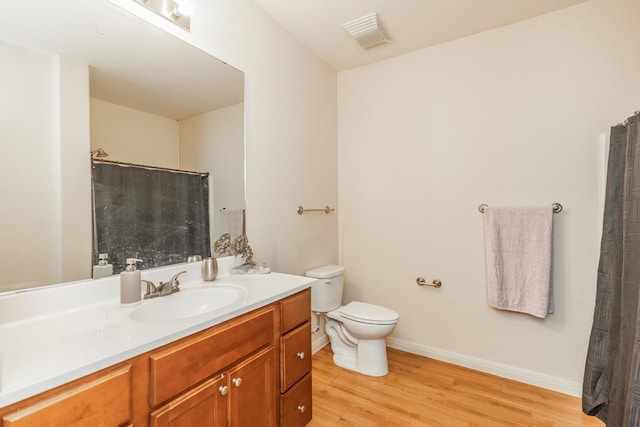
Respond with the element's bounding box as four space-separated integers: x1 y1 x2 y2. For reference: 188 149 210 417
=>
0 288 312 427
149 306 278 427
149 346 276 427
279 289 312 427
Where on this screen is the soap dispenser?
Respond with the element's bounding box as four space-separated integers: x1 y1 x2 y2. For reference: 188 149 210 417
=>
93 253 113 279
120 258 143 307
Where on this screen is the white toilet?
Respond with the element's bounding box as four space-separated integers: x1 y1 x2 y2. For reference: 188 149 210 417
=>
306 264 399 377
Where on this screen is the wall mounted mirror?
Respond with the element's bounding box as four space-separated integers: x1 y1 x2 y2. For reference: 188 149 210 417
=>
0 0 244 293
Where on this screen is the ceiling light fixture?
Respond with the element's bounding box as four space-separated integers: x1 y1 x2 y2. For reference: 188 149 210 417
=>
343 13 390 50
133 0 191 31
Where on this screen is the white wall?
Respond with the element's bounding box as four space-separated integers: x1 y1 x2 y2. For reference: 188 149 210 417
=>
0 42 92 290
180 103 245 240
338 0 640 395
90 98 180 169
193 1 339 273
0 42 58 289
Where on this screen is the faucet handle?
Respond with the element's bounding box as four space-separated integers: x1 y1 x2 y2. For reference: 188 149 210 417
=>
141 280 156 298
171 270 188 288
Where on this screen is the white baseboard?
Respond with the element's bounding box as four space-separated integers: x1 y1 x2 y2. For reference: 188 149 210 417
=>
312 334 329 354
386 337 582 397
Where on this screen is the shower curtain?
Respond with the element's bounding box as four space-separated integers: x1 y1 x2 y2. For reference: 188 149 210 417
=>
92 161 211 274
583 112 640 425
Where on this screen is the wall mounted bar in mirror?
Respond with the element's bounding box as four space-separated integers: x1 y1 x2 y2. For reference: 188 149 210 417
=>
0 0 244 294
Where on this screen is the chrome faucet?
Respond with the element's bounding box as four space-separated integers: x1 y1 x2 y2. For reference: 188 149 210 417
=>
143 271 187 299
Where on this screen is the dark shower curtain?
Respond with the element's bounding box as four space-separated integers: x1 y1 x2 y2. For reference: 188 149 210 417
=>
92 161 211 274
583 112 640 425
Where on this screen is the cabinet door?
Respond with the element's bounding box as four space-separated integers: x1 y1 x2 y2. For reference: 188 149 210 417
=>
2 365 132 427
228 346 277 427
150 374 227 427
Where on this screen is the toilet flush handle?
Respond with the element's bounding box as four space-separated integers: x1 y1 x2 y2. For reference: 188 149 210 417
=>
325 280 332 285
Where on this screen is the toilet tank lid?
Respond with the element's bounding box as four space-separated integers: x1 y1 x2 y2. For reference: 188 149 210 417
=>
306 264 345 279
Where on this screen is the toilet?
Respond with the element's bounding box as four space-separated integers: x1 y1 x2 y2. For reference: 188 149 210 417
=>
306 264 399 377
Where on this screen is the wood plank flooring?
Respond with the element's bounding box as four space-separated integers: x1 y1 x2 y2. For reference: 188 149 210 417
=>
307 346 603 427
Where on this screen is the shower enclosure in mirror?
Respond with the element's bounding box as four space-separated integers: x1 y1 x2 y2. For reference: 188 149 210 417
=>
0 0 244 292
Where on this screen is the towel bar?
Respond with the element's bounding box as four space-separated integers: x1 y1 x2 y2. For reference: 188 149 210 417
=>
416 277 442 288
477 203 562 213
297 205 335 215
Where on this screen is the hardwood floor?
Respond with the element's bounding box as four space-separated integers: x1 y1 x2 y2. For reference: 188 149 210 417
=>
308 346 603 427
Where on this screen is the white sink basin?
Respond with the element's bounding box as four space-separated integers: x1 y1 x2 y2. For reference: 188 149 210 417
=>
130 285 246 322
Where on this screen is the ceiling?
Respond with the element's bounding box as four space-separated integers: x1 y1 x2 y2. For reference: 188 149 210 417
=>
250 0 589 71
0 0 243 120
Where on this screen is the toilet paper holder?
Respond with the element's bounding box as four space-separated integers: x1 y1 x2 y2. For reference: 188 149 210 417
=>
416 277 442 288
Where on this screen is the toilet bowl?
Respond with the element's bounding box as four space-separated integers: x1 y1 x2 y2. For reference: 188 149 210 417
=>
307 265 399 377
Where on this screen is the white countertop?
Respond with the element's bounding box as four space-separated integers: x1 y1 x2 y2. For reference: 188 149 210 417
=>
0 258 314 407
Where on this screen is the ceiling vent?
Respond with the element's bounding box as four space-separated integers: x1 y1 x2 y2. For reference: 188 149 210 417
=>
343 13 390 50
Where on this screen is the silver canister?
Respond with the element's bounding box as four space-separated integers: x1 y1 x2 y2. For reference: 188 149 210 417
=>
202 257 218 281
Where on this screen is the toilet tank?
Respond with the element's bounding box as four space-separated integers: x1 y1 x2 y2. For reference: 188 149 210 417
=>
306 265 345 313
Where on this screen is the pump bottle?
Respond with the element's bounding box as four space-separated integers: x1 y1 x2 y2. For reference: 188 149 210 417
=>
120 258 143 306
93 253 113 279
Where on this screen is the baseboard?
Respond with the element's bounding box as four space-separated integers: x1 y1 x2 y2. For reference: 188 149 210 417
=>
312 333 330 354
386 337 581 397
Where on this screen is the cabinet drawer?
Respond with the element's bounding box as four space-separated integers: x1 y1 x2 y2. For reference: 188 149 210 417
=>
2 365 132 427
281 289 311 334
281 322 311 392
281 373 312 427
150 306 275 406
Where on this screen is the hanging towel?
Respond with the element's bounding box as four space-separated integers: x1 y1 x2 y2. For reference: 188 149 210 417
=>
220 209 245 240
483 206 554 318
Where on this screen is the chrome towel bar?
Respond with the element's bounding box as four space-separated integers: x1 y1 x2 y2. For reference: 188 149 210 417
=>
478 203 562 213
297 205 335 215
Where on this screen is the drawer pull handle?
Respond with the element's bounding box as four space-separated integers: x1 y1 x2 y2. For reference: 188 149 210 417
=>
298 405 306 413
219 385 229 396
297 352 305 359
232 377 242 387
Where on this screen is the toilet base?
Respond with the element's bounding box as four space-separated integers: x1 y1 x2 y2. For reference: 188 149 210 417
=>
325 319 390 377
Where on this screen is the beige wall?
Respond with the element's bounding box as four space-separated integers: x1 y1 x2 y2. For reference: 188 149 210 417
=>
90 98 180 169
180 103 245 239
57 57 92 283
337 0 640 395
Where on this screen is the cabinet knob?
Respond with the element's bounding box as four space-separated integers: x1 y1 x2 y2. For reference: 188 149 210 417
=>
232 377 242 387
297 352 305 359
297 405 306 413
218 385 229 396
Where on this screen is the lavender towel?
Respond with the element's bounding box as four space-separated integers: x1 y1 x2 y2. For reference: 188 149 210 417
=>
483 206 554 318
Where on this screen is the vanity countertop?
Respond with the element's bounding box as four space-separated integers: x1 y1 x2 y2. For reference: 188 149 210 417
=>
0 259 314 407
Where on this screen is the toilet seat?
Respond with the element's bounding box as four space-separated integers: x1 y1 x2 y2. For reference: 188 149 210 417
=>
339 301 399 325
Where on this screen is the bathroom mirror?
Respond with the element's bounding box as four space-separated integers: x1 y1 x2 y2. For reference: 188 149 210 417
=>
0 0 244 293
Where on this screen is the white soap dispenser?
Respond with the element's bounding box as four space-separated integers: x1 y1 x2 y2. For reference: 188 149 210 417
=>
120 258 143 307
93 253 113 279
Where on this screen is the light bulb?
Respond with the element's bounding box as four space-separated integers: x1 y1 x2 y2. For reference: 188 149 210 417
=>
172 0 193 17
